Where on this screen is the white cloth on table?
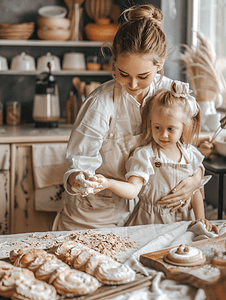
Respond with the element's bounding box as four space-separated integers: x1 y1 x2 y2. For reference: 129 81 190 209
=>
0 221 225 300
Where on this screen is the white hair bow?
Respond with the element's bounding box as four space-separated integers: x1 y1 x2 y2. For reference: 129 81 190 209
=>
172 80 198 118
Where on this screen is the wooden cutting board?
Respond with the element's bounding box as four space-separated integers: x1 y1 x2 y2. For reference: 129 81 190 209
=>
140 232 226 290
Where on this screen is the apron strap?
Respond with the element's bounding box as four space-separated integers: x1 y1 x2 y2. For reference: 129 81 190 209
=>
108 82 122 134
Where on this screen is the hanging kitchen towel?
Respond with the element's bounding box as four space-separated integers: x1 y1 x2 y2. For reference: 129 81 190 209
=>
32 143 67 189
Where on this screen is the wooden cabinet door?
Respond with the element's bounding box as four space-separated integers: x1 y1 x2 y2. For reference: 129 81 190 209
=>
10 144 57 234
0 144 10 234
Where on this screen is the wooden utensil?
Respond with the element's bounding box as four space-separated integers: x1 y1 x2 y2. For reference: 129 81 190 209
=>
140 233 226 300
63 0 74 19
69 0 84 40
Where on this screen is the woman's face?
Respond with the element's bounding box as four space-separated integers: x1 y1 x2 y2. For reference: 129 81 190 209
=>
114 53 162 103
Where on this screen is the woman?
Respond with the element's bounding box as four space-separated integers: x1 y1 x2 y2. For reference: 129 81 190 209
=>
52 4 206 231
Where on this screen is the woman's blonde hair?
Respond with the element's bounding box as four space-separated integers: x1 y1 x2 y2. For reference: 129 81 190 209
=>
141 82 201 147
102 4 168 79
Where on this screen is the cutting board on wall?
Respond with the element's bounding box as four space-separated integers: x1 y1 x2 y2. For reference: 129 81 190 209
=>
140 233 226 291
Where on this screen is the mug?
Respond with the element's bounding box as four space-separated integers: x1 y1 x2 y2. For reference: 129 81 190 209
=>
206 113 221 131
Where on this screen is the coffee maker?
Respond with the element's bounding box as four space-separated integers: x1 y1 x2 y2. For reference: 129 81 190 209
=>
33 62 60 128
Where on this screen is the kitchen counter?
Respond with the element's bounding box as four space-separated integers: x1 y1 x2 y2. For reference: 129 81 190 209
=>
0 123 73 143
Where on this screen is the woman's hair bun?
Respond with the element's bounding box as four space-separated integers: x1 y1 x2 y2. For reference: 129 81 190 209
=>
125 4 163 28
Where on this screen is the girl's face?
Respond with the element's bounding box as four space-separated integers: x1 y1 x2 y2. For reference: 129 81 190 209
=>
151 108 184 151
114 53 162 103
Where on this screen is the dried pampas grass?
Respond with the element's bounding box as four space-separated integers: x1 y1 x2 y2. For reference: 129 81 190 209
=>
179 31 226 104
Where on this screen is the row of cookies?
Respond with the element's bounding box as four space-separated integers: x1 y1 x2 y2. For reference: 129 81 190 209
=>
4 240 136 298
51 240 136 285
8 246 100 297
0 260 57 300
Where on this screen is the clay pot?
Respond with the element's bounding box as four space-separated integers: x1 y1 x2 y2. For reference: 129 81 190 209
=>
85 0 113 20
37 28 71 41
85 18 118 41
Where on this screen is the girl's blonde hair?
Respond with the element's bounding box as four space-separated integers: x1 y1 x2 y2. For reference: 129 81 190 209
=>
141 82 201 147
102 4 168 80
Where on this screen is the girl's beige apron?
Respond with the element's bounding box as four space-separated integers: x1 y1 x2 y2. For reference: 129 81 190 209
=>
126 143 196 226
52 83 140 230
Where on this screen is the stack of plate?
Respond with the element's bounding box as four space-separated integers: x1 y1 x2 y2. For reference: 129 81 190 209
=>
0 22 35 40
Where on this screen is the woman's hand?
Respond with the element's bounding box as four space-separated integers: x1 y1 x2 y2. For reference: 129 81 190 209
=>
198 140 214 158
68 172 107 196
197 135 214 158
190 219 219 234
157 168 202 212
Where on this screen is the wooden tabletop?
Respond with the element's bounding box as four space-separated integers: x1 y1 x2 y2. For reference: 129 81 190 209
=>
0 123 73 144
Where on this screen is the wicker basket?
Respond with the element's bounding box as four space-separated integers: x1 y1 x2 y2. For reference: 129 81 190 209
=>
0 22 35 40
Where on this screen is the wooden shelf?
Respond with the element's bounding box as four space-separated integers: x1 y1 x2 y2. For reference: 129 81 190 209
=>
0 70 111 76
0 40 111 47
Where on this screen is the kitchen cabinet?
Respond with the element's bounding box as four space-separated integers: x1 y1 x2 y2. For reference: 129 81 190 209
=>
203 155 226 219
0 124 71 234
10 143 60 234
0 144 10 235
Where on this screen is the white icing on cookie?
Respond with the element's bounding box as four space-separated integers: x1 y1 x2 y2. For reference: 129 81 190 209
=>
95 261 136 285
167 244 204 264
12 277 57 300
85 254 114 276
52 269 99 296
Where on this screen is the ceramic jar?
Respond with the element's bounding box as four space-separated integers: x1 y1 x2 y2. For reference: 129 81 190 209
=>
37 52 61 71
10 52 36 71
85 18 118 41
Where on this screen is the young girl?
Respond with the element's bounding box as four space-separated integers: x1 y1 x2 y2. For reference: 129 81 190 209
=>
89 81 214 231
53 4 210 231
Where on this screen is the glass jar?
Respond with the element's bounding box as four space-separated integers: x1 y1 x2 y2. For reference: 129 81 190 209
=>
6 101 21 125
0 102 3 125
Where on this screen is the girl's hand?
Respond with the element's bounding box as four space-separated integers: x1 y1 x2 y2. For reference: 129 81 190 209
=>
89 174 110 194
190 219 219 234
157 169 202 212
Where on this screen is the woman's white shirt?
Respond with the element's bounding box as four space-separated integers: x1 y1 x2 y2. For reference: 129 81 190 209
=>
63 74 175 191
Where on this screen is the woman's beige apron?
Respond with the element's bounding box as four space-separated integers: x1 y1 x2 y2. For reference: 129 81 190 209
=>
126 144 196 226
52 83 141 230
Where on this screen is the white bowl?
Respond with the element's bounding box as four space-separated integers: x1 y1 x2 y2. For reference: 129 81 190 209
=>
37 52 61 71
62 52 86 70
38 6 67 18
215 134 226 157
10 52 36 71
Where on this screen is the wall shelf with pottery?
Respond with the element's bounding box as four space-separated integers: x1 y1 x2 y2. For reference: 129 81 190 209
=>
0 40 109 47
0 70 110 76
